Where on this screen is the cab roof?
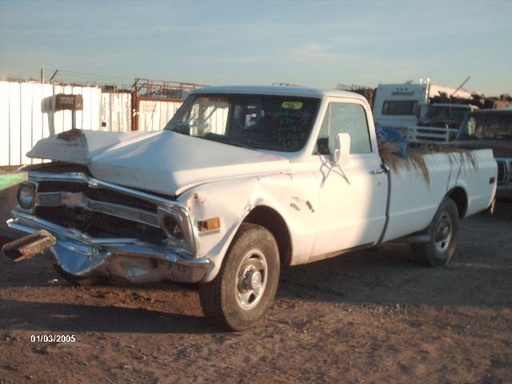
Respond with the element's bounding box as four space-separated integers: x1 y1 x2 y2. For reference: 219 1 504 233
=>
191 85 366 101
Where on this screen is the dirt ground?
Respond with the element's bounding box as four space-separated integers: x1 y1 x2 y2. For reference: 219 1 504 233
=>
1 184 511 384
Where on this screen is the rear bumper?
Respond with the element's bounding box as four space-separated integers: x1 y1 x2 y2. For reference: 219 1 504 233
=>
5 213 210 284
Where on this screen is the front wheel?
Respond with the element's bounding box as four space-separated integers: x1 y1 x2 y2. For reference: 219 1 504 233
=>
413 198 460 267
199 223 280 331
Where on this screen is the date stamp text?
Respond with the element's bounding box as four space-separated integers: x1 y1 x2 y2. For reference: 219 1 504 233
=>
30 334 76 343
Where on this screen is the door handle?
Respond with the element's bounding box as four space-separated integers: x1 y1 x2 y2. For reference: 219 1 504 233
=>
370 164 390 175
370 163 390 175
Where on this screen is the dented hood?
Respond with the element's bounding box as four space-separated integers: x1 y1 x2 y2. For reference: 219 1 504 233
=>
27 129 291 195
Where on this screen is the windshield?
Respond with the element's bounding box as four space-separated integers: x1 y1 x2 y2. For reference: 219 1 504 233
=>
164 93 320 152
457 112 512 140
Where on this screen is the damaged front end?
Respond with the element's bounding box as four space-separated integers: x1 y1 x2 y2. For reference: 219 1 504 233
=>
4 165 210 284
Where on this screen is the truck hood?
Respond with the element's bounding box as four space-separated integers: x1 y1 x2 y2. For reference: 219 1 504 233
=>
27 129 291 195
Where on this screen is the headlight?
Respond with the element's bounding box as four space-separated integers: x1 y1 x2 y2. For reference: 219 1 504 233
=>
161 214 184 240
157 206 197 255
17 183 35 210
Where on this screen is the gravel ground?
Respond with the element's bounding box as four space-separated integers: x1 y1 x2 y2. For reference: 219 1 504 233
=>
1 183 511 384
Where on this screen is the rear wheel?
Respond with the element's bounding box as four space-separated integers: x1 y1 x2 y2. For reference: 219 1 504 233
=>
413 198 459 267
199 223 280 331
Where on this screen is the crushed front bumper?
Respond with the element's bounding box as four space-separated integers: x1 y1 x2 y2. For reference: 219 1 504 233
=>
5 211 210 284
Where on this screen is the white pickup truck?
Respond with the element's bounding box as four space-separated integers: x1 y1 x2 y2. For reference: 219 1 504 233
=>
3 86 497 331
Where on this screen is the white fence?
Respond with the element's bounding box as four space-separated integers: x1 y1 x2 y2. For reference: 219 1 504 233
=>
0 81 183 166
138 99 183 132
101 91 132 133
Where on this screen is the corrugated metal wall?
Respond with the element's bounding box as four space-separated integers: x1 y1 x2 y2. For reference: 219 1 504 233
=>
0 81 184 166
101 92 132 133
0 81 102 166
137 99 183 131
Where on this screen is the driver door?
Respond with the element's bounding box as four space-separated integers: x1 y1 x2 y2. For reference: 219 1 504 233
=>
310 99 388 257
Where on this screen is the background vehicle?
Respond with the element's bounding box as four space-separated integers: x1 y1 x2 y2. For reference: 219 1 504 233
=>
453 108 512 199
372 79 473 135
407 103 479 144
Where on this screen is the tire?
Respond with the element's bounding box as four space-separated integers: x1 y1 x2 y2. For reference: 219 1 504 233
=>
413 198 459 267
199 223 280 331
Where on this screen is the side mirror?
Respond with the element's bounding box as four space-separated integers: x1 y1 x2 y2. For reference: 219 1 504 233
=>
334 133 350 166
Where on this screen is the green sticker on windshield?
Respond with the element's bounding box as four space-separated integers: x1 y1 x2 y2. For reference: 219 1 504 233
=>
281 101 303 110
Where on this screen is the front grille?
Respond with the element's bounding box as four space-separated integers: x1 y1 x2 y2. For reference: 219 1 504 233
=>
497 161 506 183
496 160 509 184
415 129 449 142
35 206 166 242
33 178 167 243
36 180 157 211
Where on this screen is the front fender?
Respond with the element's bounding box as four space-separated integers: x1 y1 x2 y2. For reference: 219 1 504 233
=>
178 172 316 282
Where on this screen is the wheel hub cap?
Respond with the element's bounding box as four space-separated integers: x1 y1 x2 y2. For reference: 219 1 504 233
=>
244 270 262 290
435 214 452 252
236 251 268 311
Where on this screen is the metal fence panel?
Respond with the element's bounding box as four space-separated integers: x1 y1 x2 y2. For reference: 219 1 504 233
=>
138 99 182 131
101 92 132 132
0 82 10 166
0 81 102 166
1 81 183 166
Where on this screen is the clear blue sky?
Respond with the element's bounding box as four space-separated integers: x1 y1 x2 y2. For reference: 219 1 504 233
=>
1 0 511 96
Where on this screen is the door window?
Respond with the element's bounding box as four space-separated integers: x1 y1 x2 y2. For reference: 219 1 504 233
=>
318 102 372 155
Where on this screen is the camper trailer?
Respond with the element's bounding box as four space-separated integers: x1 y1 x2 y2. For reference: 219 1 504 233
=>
372 80 472 135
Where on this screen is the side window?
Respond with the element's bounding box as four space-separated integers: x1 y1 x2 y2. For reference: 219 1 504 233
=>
382 100 418 115
318 102 372 155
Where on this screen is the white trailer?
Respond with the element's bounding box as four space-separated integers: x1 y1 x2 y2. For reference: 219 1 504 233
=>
372 80 472 135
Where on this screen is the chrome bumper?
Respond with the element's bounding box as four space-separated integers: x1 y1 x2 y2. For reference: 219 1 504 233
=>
7 211 210 284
